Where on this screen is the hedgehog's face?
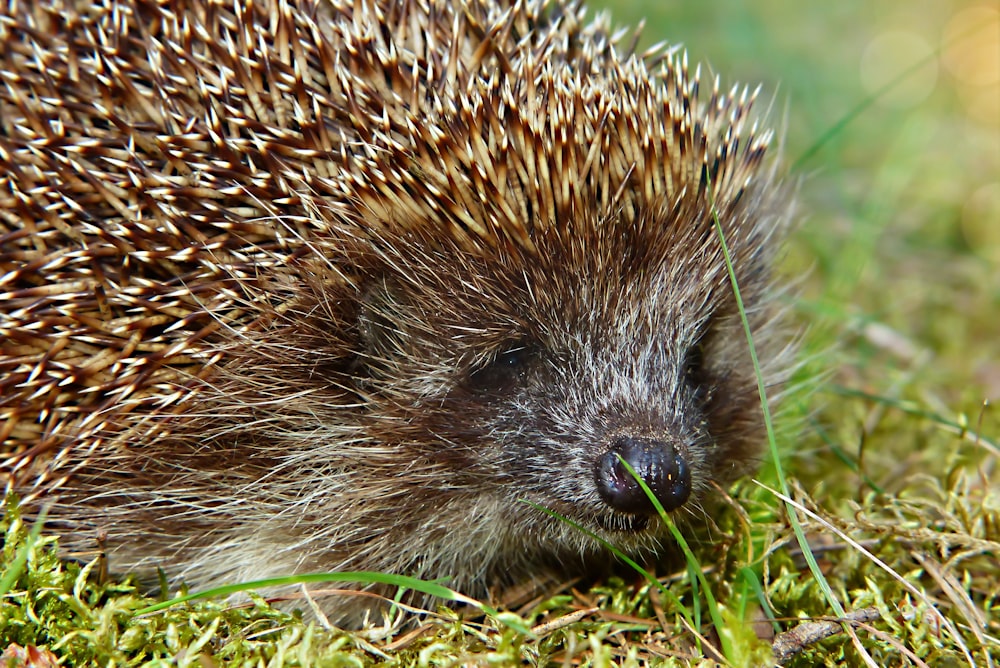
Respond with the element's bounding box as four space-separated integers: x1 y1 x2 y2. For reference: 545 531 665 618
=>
350 205 772 545
457 333 712 536
443 283 763 542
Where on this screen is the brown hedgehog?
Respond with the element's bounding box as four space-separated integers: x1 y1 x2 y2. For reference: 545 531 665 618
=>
0 0 791 624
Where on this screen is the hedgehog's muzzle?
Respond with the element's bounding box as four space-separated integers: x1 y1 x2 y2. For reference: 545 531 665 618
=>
594 436 692 516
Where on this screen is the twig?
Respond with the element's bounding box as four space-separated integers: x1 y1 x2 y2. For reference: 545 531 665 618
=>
772 607 881 664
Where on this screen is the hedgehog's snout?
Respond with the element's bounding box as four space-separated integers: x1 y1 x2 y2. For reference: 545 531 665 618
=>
594 436 692 516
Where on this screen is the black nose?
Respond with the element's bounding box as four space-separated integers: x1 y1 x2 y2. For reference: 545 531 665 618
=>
594 436 691 515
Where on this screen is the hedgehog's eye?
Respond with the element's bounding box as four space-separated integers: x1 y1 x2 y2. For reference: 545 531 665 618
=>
467 343 534 394
683 341 706 387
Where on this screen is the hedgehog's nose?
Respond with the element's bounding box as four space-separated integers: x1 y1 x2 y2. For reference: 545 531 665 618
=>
594 436 691 515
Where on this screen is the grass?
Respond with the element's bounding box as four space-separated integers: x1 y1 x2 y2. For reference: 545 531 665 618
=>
2 0 998 665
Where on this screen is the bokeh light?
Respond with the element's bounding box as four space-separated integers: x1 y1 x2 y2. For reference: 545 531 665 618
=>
860 31 938 108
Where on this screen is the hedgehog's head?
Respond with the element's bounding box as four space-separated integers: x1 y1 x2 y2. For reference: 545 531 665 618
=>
303 37 790 546
340 172 785 548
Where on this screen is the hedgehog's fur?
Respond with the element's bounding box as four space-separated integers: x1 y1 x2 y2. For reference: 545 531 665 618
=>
1 0 791 624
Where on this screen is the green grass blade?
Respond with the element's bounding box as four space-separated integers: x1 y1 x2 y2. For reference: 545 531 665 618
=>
522 500 695 630
135 571 496 618
610 456 731 660
0 505 47 598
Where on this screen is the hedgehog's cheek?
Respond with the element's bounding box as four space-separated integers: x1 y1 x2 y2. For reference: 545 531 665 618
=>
593 436 692 515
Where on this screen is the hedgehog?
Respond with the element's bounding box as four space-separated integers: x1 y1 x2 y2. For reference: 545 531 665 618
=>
0 0 791 625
